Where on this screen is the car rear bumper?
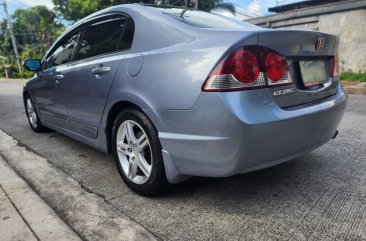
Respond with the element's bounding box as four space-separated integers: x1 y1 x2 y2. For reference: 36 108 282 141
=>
144 83 347 183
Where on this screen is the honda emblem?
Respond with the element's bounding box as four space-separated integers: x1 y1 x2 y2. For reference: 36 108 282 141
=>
315 38 325 51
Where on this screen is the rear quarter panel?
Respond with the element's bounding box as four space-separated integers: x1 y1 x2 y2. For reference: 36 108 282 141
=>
107 39 255 110
108 46 224 110
105 5 259 110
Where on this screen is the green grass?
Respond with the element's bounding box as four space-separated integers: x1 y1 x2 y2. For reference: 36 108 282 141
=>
340 72 366 82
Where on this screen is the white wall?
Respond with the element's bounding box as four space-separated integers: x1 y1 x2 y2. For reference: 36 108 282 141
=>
318 9 366 73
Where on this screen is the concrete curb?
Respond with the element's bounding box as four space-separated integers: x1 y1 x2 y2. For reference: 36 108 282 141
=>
0 187 37 241
342 81 366 94
0 130 156 241
0 155 81 241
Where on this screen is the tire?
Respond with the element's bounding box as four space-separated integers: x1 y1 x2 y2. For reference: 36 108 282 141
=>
24 95 49 133
112 108 169 196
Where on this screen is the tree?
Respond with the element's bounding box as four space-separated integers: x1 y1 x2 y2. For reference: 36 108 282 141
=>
0 6 65 77
53 0 99 22
53 0 152 22
53 0 234 22
199 1 235 14
12 6 65 53
0 20 13 59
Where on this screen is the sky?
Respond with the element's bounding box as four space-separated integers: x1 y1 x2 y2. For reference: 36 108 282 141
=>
0 0 53 20
216 0 308 19
3 0 54 14
220 0 278 18
1 0 306 20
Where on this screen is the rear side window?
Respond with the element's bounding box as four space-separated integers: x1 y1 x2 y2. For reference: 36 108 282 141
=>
77 18 128 60
118 19 134 51
45 32 79 68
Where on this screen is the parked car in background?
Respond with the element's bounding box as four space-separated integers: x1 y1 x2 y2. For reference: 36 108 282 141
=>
23 4 347 196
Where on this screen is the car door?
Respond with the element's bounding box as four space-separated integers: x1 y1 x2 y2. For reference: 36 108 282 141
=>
64 15 134 138
32 30 81 129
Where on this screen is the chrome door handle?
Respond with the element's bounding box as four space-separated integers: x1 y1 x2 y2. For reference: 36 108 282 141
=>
54 75 64 80
54 75 63 84
92 66 110 75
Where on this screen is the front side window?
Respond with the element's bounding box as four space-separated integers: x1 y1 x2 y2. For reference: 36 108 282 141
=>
45 32 79 68
77 18 127 60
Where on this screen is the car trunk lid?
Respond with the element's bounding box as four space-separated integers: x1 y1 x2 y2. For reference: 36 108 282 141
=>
257 29 339 108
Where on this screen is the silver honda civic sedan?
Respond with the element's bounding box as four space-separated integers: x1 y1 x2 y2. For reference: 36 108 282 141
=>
23 4 347 195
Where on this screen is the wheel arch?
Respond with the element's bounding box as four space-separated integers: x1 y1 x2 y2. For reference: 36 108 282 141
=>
105 100 188 185
22 90 29 106
105 100 151 153
22 90 39 112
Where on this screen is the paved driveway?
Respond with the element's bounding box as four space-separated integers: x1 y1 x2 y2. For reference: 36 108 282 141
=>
0 79 365 240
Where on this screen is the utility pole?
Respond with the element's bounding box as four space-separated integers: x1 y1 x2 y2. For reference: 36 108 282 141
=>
1 0 22 73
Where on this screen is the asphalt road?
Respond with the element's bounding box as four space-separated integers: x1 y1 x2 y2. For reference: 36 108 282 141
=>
1 79 366 240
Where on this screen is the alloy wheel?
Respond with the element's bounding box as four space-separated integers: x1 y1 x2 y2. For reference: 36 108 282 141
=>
116 120 152 184
26 98 38 128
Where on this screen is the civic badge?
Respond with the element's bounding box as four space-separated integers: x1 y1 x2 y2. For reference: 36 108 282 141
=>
273 88 294 96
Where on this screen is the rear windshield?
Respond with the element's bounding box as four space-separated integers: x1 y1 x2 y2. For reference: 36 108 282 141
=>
154 7 260 30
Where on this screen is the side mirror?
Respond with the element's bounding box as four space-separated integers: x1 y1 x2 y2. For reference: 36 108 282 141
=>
24 59 42 72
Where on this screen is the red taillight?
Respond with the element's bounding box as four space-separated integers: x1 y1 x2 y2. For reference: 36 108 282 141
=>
203 47 292 92
265 52 288 82
222 49 260 83
331 54 341 78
